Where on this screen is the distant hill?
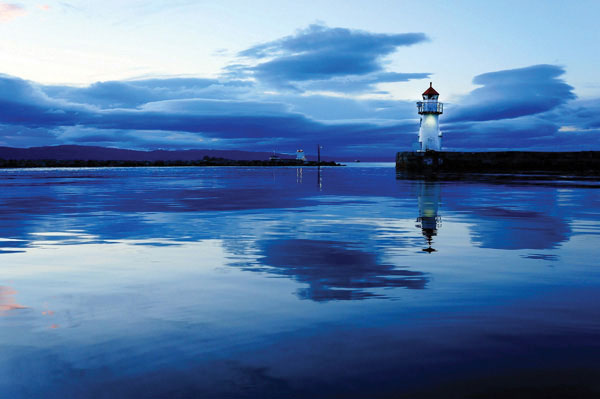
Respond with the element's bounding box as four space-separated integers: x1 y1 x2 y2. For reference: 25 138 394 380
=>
0 145 297 162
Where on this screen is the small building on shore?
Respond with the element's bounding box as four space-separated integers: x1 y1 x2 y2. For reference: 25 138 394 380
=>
296 149 306 161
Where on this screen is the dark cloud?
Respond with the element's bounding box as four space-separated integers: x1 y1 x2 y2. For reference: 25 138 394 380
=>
236 24 429 92
239 24 428 59
446 65 576 123
0 75 90 127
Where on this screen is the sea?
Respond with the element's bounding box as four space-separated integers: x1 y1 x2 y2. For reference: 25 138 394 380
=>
0 163 599 398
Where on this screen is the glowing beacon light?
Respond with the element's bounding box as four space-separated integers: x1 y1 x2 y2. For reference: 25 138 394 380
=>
416 82 443 152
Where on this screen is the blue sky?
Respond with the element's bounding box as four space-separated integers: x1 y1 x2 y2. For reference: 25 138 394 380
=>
0 0 599 157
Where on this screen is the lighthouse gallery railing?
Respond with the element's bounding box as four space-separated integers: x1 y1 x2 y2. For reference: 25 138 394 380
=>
417 101 443 114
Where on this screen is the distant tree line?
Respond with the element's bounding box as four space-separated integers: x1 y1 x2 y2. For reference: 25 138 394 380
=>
0 156 340 168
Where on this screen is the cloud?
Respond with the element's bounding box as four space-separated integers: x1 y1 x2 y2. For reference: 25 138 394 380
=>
0 53 595 156
239 24 428 60
55 126 210 149
435 64 599 151
42 78 252 108
443 117 560 151
0 3 25 21
544 98 600 130
0 124 59 147
276 94 416 122
300 72 431 93
139 98 290 116
443 106 600 152
0 74 415 157
235 24 430 92
447 65 575 122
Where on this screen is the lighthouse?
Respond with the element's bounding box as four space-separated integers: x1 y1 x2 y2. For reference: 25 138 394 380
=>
416 82 443 152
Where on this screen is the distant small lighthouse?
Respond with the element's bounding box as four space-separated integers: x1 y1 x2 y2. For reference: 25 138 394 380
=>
296 149 306 161
417 82 443 152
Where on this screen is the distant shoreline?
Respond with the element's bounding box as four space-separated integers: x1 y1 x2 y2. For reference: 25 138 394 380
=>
0 157 341 168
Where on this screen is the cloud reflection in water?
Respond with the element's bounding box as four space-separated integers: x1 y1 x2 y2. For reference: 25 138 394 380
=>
257 239 427 301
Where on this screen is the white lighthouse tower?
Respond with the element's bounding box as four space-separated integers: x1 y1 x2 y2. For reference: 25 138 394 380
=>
417 82 443 152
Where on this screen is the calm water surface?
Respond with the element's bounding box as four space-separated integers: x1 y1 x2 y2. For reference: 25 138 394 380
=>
1 164 599 398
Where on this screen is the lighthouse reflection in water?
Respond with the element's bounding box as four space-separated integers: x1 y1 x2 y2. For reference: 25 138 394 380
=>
415 181 442 253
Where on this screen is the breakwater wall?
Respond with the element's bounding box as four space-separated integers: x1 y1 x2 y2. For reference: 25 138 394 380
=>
396 151 599 174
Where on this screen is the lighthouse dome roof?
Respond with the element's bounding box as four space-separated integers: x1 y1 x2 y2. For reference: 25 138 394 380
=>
422 82 439 98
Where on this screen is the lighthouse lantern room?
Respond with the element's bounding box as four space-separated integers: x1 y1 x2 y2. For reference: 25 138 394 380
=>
416 82 443 152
